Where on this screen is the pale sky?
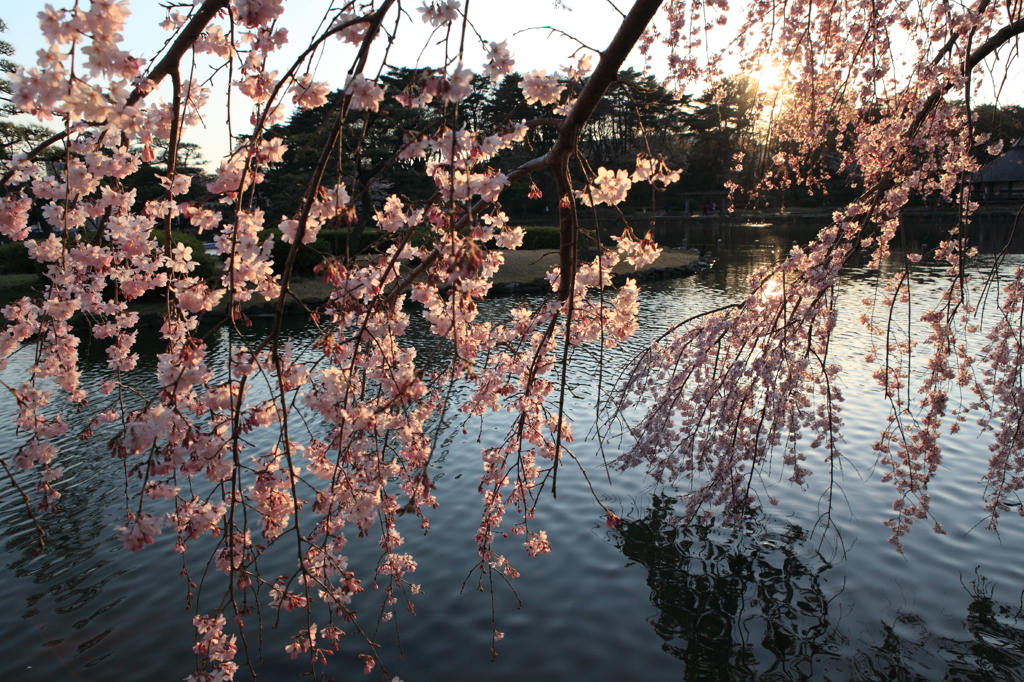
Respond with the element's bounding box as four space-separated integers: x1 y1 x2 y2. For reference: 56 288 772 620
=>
3 1 1023 166
3 1 664 164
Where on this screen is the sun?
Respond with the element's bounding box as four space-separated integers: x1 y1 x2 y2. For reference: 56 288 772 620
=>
760 277 783 301
755 61 788 91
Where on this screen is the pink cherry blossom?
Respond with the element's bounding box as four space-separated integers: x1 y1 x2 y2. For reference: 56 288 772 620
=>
483 41 515 81
291 73 330 109
520 70 565 106
346 73 384 112
418 0 460 27
576 167 632 206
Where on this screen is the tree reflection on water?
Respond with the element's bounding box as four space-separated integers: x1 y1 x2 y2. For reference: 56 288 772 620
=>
610 494 1024 681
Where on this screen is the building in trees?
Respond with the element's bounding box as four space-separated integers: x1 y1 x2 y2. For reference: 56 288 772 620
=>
974 136 1024 200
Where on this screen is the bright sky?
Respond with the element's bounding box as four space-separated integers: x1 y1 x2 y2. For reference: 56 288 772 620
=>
3 1 1023 166
3 1 662 165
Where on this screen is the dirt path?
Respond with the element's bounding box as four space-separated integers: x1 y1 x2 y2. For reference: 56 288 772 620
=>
277 247 701 301
492 248 698 283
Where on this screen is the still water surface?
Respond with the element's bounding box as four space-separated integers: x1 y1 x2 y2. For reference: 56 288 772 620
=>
2 223 1024 681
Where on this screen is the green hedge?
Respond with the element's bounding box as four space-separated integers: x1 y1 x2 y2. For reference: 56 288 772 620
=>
261 226 449 277
153 231 219 280
0 242 34 275
515 226 594 250
519 226 561 250
260 228 387 277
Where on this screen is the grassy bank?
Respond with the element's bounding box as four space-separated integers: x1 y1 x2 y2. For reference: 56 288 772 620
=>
0 247 699 314
0 274 42 309
492 247 698 283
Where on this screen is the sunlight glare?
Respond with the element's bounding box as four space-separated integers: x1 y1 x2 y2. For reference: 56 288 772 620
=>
760 278 783 300
757 62 786 90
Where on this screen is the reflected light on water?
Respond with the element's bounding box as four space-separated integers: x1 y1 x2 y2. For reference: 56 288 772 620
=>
612 494 1024 681
759 277 783 301
3 222 1024 681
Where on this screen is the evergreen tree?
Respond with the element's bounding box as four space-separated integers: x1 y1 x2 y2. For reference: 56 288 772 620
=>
583 69 688 169
678 76 758 193
971 103 1024 163
0 18 53 161
122 140 210 206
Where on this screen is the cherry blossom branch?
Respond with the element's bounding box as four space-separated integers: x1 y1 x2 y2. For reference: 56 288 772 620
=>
0 455 46 555
907 18 1024 141
545 0 663 298
270 0 397 334
127 0 230 107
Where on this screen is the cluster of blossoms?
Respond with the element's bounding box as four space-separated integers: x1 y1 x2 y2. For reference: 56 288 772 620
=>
0 0 679 677
520 70 566 106
577 156 681 208
610 0 1024 554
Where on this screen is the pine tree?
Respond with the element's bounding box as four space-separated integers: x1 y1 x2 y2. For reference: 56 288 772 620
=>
0 17 54 161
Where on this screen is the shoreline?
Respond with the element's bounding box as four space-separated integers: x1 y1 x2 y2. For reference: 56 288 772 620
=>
3 248 716 334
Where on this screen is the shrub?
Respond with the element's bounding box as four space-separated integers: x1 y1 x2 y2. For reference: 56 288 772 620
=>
514 225 597 250
0 242 34 275
519 225 561 250
154 230 219 280
263 227 404 277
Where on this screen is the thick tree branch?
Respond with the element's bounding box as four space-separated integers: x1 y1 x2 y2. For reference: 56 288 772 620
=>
0 0 229 188
126 0 231 107
269 0 397 339
380 0 665 306
546 0 664 299
908 18 1024 140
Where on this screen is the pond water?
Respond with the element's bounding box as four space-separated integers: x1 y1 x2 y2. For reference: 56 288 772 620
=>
3 220 1024 681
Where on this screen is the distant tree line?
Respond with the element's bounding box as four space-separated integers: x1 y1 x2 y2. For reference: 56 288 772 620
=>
248 67 1024 225
5 51 1024 224
252 68 766 226
1 19 58 165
